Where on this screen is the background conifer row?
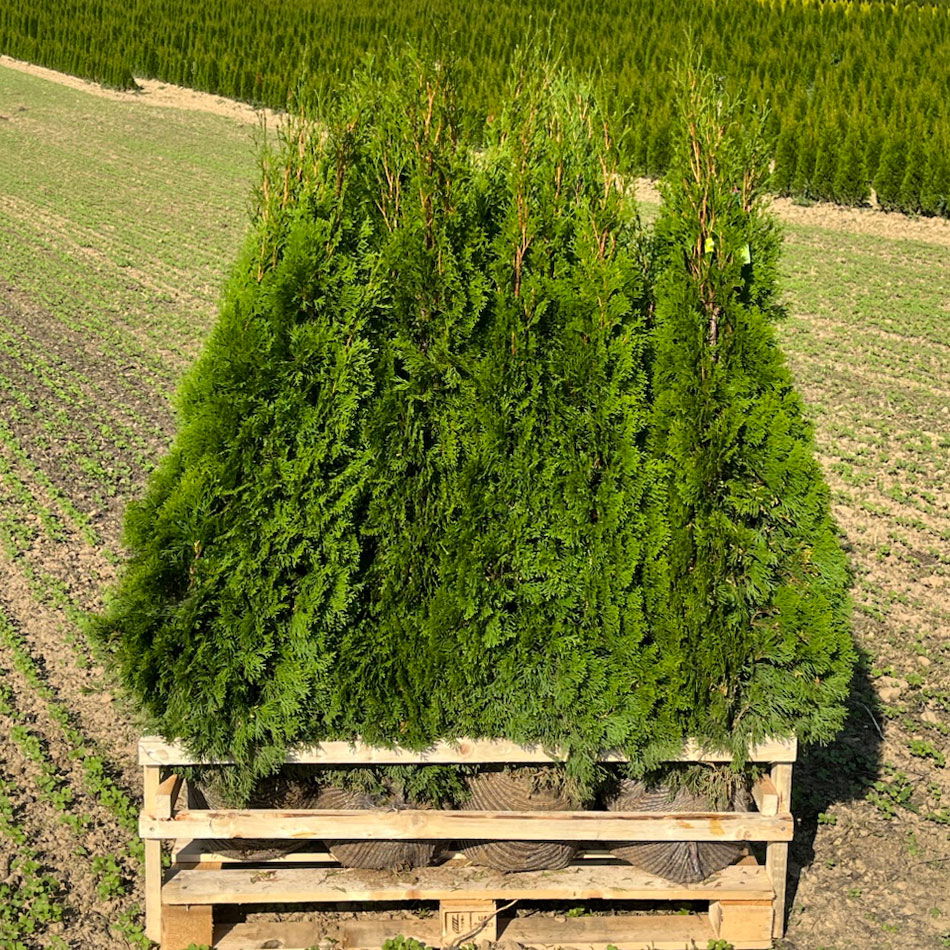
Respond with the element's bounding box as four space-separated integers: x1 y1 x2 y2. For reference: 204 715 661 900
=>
95 54 854 803
0 0 947 216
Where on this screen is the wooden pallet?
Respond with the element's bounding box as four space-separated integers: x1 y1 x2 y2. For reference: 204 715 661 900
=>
140 737 796 950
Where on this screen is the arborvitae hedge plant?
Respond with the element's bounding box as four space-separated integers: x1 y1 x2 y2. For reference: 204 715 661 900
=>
95 52 854 805
647 68 855 757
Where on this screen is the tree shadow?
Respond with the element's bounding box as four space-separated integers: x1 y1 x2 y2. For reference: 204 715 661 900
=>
780 645 884 932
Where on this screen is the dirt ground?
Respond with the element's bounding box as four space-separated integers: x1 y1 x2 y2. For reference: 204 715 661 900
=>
0 58 947 949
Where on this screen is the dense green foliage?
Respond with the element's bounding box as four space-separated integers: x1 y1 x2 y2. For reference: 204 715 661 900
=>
95 55 854 800
1 0 948 215
649 71 855 753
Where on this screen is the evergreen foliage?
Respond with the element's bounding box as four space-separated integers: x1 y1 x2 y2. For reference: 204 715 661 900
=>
771 125 797 197
95 54 855 801
0 0 948 214
810 126 838 204
874 136 906 212
790 131 816 200
899 138 927 215
647 69 855 753
833 128 870 206
921 143 950 218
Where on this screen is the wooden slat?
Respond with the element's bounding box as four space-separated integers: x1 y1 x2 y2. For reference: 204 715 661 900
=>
751 773 779 816
142 807 792 843
172 840 629 866
142 766 163 944
163 861 774 905
214 914 724 950
500 914 720 950
767 762 794 938
138 735 797 766
155 773 183 821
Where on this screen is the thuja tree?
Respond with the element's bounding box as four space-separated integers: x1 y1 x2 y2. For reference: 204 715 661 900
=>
93 56 475 798
647 70 855 758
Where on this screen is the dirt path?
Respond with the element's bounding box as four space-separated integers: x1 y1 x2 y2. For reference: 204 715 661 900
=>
0 55 280 127
4 54 950 249
634 177 950 248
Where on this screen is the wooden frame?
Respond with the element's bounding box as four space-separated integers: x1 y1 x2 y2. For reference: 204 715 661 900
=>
140 736 796 950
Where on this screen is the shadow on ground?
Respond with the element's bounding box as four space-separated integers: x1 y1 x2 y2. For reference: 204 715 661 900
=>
780 645 883 934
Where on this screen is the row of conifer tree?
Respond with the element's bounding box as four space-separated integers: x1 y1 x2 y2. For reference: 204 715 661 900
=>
1 0 947 217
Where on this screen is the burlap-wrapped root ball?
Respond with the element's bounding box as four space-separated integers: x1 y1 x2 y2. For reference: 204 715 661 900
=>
460 768 577 872
188 769 320 862
605 779 750 883
315 784 437 869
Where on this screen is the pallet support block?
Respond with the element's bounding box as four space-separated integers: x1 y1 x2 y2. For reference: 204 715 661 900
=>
766 761 793 938
143 764 163 944
709 899 774 946
440 899 499 943
163 903 214 950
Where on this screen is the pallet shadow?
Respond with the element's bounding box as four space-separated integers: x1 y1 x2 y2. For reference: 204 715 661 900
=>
782 645 883 931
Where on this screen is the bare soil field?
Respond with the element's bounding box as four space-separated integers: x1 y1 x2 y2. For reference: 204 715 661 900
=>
0 61 947 949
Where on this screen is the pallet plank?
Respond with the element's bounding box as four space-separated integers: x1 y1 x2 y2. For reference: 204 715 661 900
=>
139 735 797 766
143 808 792 843
214 914 727 950
143 766 163 943
163 861 774 904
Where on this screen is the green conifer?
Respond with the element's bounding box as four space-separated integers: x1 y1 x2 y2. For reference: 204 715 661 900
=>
771 125 798 196
94 54 667 798
95 55 855 802
833 127 870 206
791 130 816 199
810 124 839 202
648 70 855 753
873 135 905 211
920 142 949 217
899 137 926 214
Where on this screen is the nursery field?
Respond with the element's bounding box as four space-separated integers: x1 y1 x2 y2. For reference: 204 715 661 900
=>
0 62 948 949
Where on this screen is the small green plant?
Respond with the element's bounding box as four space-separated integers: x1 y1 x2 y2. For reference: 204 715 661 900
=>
905 831 922 857
817 811 838 825
909 739 946 767
91 854 127 899
382 939 430 950
867 769 917 818
708 939 736 950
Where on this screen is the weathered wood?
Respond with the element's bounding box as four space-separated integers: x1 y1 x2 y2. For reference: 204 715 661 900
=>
501 914 720 949
143 807 792 843
142 766 163 944
139 735 797 766
144 737 797 949
751 773 779 816
213 914 723 950
710 899 774 946
162 903 213 950
441 899 498 943
172 839 627 866
767 762 794 938
162 861 774 905
155 773 183 821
